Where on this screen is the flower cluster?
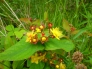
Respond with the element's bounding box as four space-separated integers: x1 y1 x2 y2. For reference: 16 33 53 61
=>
30 51 66 69
26 23 64 44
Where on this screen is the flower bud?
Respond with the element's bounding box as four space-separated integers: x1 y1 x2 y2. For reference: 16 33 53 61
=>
56 65 59 68
41 36 47 42
50 61 53 64
39 25 44 30
32 38 38 44
42 32 45 36
48 23 52 28
30 26 36 30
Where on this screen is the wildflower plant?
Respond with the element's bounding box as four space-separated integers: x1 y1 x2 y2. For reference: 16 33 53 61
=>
0 12 75 69
0 0 92 68
26 23 64 44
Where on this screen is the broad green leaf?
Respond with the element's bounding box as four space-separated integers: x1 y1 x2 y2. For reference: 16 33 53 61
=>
44 11 48 21
5 35 14 49
14 31 22 38
45 38 74 52
62 19 71 32
0 37 44 61
6 25 14 31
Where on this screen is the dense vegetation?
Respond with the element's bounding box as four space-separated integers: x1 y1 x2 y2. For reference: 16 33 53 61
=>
0 0 92 69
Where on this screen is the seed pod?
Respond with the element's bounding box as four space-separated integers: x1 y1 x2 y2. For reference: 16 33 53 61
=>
30 26 36 30
75 64 87 69
72 51 83 64
48 23 52 28
39 25 44 30
41 36 48 44
32 38 38 44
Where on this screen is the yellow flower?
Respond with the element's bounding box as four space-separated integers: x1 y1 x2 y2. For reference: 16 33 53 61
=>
50 27 64 40
30 53 46 64
42 37 47 42
26 31 36 42
36 28 41 33
30 53 39 64
56 65 60 68
60 62 66 69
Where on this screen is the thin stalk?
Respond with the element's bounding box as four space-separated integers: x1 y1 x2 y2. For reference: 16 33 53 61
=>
0 17 6 36
3 0 26 29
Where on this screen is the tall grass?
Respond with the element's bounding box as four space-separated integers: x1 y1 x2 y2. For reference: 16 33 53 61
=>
0 0 92 28
0 0 92 68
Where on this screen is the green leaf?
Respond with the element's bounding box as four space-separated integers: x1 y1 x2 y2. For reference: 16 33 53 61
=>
62 19 71 32
32 19 41 26
0 36 5 51
44 66 50 69
7 31 15 36
45 38 75 52
14 28 20 31
29 62 45 69
6 25 14 31
5 35 14 49
44 11 48 21
4 61 11 69
90 57 92 65
0 62 4 69
14 30 26 39
73 28 87 39
0 37 44 61
12 61 24 69
44 30 49 36
20 18 31 24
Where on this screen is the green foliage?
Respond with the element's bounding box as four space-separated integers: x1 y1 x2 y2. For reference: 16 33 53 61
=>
12 60 24 69
0 37 44 61
4 61 11 69
6 25 14 32
73 28 87 39
27 59 45 69
29 62 45 69
89 57 92 65
14 30 26 39
45 38 74 52
44 11 48 21
5 35 13 49
0 37 74 61
0 0 92 68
